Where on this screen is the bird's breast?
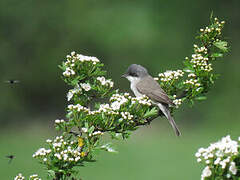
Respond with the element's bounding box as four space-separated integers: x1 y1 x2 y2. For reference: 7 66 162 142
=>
130 82 143 97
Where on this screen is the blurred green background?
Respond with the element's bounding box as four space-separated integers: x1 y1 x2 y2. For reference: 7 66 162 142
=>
0 0 240 179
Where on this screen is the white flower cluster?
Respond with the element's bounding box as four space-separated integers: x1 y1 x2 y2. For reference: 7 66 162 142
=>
200 18 224 35
80 83 91 91
184 79 201 87
97 76 114 88
95 104 119 115
63 51 100 77
68 104 90 113
32 147 51 158
67 51 100 64
172 99 182 108
110 93 130 110
80 128 104 136
14 173 41 180
14 173 25 180
157 70 184 82
67 85 82 101
33 136 84 163
193 44 208 54
131 95 152 106
188 73 196 78
121 112 133 120
201 166 212 179
196 135 239 180
29 174 41 180
190 53 213 72
55 119 65 124
63 67 75 77
67 93 151 123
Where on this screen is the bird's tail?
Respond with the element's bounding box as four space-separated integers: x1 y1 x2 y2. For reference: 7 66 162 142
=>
157 103 181 136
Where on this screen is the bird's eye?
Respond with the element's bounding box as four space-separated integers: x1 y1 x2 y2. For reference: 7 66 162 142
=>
130 72 138 77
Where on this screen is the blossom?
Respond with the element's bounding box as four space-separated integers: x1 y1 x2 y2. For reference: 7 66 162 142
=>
190 53 213 72
111 101 121 110
80 83 91 91
97 76 114 87
121 112 133 120
201 166 212 179
158 70 184 82
29 174 41 180
32 148 51 157
173 99 182 108
196 135 239 179
14 173 25 180
63 67 75 77
229 162 237 175
33 136 83 164
65 51 100 65
55 119 65 124
184 79 201 87
67 85 81 101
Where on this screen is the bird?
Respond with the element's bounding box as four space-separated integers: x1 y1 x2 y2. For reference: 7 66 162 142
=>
122 64 181 136
4 80 20 84
6 155 15 164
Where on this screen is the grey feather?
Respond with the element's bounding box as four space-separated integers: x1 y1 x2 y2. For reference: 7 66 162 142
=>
136 75 174 105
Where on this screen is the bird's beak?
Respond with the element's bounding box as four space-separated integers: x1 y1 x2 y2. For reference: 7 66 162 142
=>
121 73 127 78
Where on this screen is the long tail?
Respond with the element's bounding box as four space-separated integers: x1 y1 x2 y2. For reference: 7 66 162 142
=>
157 103 181 136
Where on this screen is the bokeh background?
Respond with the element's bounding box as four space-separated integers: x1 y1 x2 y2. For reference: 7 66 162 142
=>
0 0 240 179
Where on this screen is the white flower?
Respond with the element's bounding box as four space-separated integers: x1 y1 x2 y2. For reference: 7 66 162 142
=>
229 162 237 175
75 156 81 162
55 119 65 124
173 99 182 108
80 83 91 91
206 160 210 164
67 85 81 101
97 76 114 87
33 148 51 157
214 158 221 165
54 153 62 160
201 166 212 179
14 173 25 180
111 101 121 110
63 67 75 77
158 70 184 82
121 112 133 120
188 73 196 78
30 174 41 180
91 131 104 136
46 139 52 143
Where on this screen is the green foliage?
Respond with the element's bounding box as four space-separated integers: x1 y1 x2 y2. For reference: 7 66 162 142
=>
155 17 228 107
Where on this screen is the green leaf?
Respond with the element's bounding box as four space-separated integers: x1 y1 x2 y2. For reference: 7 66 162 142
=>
211 53 223 58
213 41 228 52
143 107 158 118
183 68 194 73
88 126 95 134
47 170 55 178
195 96 207 101
101 143 118 153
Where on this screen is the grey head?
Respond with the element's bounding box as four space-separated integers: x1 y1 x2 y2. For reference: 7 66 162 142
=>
122 64 148 78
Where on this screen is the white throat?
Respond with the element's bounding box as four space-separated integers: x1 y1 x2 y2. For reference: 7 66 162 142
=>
126 76 143 97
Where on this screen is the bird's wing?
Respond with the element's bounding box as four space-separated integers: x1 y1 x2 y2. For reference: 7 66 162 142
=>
136 75 174 105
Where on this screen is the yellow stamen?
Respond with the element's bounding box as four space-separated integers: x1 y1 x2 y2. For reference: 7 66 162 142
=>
78 137 84 147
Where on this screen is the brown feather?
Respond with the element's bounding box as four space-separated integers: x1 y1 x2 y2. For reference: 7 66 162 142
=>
136 75 174 106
